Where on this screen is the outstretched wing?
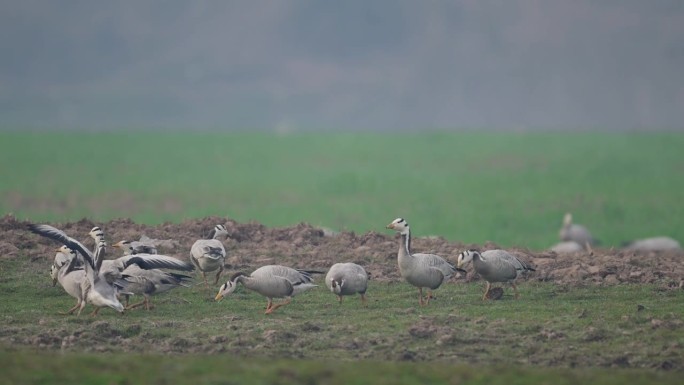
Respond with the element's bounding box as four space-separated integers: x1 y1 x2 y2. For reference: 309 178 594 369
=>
28 224 96 271
122 254 195 272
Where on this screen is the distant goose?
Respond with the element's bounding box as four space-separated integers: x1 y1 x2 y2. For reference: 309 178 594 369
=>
325 263 369 306
51 245 90 316
215 265 321 314
623 236 681 252
457 249 535 300
559 213 596 248
29 223 125 315
386 218 465 306
549 241 585 254
112 239 158 255
191 224 229 288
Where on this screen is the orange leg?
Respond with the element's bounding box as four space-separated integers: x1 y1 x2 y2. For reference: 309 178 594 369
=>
360 293 367 307
337 295 343 304
512 283 519 299
214 267 223 285
265 298 291 314
89 307 101 317
418 288 425 306
482 282 491 301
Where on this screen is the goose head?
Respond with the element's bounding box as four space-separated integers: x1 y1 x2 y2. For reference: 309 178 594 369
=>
89 226 105 242
51 246 76 286
112 240 133 253
215 272 244 301
386 218 410 235
562 213 573 227
457 249 479 269
330 279 346 295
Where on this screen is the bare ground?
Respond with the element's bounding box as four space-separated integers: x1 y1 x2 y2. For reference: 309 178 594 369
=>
4 214 682 287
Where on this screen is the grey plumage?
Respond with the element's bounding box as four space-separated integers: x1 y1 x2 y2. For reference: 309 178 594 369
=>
28 223 125 315
190 224 229 288
457 249 535 300
112 239 158 255
623 236 681 252
215 265 319 314
325 262 369 306
51 245 90 315
386 217 464 306
559 213 595 248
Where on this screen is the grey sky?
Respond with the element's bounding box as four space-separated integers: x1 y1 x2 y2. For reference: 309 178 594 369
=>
1 1 683 131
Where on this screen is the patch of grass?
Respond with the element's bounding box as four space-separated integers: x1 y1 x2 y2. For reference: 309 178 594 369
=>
1 258 682 377
1 131 683 249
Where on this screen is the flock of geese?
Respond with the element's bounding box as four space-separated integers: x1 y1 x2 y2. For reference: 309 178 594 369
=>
28 212 681 315
30 216 540 315
31 217 540 315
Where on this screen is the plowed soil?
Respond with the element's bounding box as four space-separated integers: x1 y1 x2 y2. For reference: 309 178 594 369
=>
4 215 682 287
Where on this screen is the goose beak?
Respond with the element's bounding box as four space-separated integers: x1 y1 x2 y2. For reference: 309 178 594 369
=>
386 223 395 229
214 293 224 302
111 242 121 248
54 248 62 252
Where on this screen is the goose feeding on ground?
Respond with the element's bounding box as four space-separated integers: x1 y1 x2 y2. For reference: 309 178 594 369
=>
457 249 535 300
215 265 321 314
115 265 193 310
191 224 229 288
559 213 596 248
325 262 369 306
51 245 90 315
385 218 465 306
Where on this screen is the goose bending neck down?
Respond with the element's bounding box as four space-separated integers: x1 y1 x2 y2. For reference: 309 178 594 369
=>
457 249 535 300
386 217 465 306
215 265 319 314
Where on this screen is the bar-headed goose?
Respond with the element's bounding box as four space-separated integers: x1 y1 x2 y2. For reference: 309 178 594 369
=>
457 249 535 300
325 263 369 306
112 239 158 255
29 223 125 315
115 265 192 310
215 265 320 314
386 218 465 306
559 213 596 249
191 224 229 288
51 245 90 315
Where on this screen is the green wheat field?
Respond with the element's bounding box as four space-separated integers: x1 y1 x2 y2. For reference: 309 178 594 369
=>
1 131 683 384
2 131 683 249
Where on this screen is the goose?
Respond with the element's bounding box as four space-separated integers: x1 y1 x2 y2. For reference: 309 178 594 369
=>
112 239 158 255
559 213 595 248
190 224 229 288
115 265 193 310
385 218 465 306
29 223 195 316
215 265 321 314
549 241 584 254
457 249 535 300
28 223 125 315
623 236 681 252
325 263 369 306
51 245 91 316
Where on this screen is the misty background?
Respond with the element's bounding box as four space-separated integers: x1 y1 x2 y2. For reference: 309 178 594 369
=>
1 1 683 132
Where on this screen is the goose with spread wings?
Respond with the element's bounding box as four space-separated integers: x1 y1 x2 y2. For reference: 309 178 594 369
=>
29 223 194 315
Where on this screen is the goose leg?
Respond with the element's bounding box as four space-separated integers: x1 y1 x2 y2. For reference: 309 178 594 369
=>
511 283 519 299
202 272 209 289
265 298 273 312
337 295 343 304
360 293 367 307
89 307 101 317
482 282 491 301
214 266 223 285
266 297 292 314
425 289 434 305
76 300 86 316
418 288 425 306
62 301 81 315
144 295 152 310
127 298 147 310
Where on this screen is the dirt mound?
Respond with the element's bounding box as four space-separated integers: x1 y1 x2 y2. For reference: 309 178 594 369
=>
3 214 683 287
